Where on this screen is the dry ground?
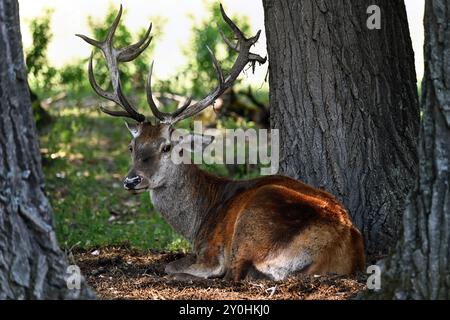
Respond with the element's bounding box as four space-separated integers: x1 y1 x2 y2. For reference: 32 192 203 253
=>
72 246 378 300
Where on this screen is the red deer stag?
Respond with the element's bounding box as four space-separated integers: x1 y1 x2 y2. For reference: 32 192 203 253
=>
77 5 365 281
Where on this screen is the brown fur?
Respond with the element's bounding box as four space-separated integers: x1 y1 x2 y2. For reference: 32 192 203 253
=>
128 123 366 280
189 168 365 280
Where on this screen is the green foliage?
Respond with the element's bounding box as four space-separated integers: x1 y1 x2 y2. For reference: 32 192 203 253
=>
25 9 57 93
176 2 251 97
58 62 89 97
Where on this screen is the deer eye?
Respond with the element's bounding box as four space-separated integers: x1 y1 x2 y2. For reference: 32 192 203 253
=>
128 145 133 152
161 144 171 153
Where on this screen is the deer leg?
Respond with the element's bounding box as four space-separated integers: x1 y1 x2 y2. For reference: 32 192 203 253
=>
165 253 225 279
164 254 196 274
173 261 225 279
224 259 271 281
165 255 204 281
166 272 203 281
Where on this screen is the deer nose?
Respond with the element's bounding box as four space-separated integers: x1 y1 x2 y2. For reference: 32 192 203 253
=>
123 176 142 190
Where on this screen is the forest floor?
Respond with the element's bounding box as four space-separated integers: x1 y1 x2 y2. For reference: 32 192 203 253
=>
73 246 376 300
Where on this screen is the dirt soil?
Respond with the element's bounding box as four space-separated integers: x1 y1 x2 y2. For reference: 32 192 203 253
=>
73 246 375 300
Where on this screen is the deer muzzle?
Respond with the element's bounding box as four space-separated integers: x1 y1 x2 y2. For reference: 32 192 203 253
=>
123 175 142 190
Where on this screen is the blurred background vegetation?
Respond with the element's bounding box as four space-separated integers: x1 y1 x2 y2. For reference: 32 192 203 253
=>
26 3 269 252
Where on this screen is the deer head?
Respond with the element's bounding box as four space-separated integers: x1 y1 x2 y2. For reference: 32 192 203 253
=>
76 4 266 192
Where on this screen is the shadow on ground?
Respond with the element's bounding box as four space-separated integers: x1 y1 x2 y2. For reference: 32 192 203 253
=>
73 247 370 300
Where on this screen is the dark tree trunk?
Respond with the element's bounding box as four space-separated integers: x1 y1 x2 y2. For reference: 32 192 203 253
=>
262 0 420 253
377 0 450 299
0 0 93 299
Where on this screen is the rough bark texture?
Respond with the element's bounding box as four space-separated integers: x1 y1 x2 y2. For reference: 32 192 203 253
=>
377 0 450 299
262 0 420 253
0 0 94 299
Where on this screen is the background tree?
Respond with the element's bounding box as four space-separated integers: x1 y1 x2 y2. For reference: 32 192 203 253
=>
377 0 450 299
25 9 57 93
0 0 93 298
262 0 420 253
25 9 55 128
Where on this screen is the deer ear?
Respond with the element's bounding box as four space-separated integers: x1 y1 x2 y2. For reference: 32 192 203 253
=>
125 121 139 138
181 133 214 153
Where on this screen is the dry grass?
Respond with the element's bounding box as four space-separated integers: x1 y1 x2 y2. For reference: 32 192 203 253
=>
73 246 370 300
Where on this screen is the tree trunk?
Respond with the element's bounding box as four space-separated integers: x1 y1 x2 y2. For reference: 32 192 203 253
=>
377 0 450 299
0 0 93 299
262 0 420 253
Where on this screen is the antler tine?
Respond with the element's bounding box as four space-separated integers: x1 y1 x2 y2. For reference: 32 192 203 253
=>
76 5 147 123
99 105 140 120
219 27 266 65
171 96 192 118
206 45 225 85
218 3 245 41
87 53 144 122
117 23 153 62
146 62 195 121
75 34 102 48
116 82 145 122
218 29 238 51
105 4 123 46
146 62 174 122
167 3 266 124
87 53 117 102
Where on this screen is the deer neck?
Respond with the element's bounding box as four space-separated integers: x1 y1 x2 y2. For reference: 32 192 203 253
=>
149 164 232 243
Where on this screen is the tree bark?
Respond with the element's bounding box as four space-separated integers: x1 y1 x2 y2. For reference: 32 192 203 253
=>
377 0 450 299
0 0 93 299
262 0 420 253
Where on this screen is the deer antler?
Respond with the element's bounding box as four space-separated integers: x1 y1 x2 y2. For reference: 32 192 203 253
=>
78 4 266 124
76 5 152 122
146 4 266 124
